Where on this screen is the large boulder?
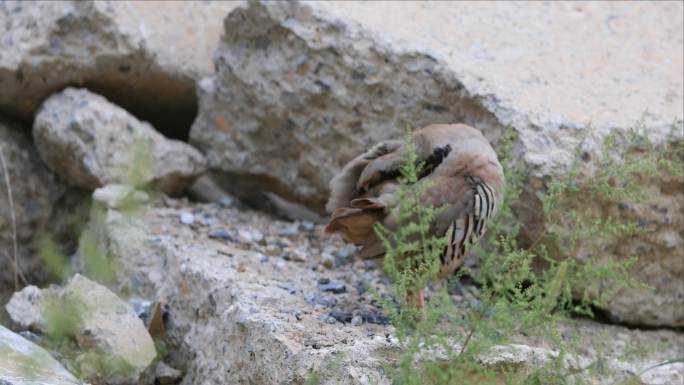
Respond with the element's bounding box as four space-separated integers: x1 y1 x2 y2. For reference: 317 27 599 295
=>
0 0 240 138
33 88 206 195
0 116 66 290
1 325 83 385
190 1 684 327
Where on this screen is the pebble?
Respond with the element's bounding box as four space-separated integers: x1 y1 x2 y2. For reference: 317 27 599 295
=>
327 311 388 325
290 249 308 262
208 229 235 241
321 252 335 269
219 196 234 207
303 338 334 349
351 315 363 326
317 277 330 285
156 361 182 385
278 224 299 236
319 283 347 294
303 338 321 349
198 214 215 226
179 212 195 225
306 294 337 308
238 228 263 243
299 221 315 232
363 260 379 270
129 298 154 321
329 311 353 323
279 284 302 295
333 245 355 259
257 253 270 263
361 313 390 325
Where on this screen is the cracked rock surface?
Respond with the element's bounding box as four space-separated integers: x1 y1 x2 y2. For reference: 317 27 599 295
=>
72 195 683 385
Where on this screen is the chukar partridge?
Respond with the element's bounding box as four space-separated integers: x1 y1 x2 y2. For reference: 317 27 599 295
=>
325 124 504 306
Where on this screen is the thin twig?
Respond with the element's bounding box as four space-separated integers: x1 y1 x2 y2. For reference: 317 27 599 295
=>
0 149 20 290
1 250 27 286
458 327 475 358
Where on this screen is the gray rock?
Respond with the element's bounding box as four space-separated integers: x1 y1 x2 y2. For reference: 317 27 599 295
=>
0 325 83 385
351 315 363 327
190 1 684 327
5 275 157 385
0 0 240 138
0 116 66 289
320 252 335 269
4 285 47 331
179 212 195 225
33 88 206 195
155 362 182 385
62 275 157 384
93 184 149 210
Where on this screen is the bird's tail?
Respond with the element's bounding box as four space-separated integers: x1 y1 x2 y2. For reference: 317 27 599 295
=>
324 207 386 259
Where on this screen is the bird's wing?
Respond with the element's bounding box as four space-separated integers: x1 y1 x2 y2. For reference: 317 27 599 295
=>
326 139 402 213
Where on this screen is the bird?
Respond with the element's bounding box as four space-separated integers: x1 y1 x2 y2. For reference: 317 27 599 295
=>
324 123 504 307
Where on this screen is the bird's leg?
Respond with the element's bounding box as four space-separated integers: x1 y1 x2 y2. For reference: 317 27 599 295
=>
406 288 426 310
417 288 425 308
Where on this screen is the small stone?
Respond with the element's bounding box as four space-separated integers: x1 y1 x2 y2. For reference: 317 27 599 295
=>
128 298 154 322
319 283 347 294
299 221 315 232
318 277 330 285
303 338 321 349
351 315 363 326
328 311 352 323
180 212 195 225
306 294 337 308
219 196 234 207
333 245 355 259
5 285 46 330
208 229 235 241
93 184 149 209
279 285 302 295
361 313 390 325
278 224 299 236
155 361 183 385
237 229 254 243
290 249 308 262
325 316 337 324
257 253 270 263
238 228 264 244
321 252 335 269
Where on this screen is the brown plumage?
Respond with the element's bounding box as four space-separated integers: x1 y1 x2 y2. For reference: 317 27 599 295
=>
325 124 504 283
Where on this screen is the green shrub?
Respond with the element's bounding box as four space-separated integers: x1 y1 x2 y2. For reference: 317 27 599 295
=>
364 121 683 385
